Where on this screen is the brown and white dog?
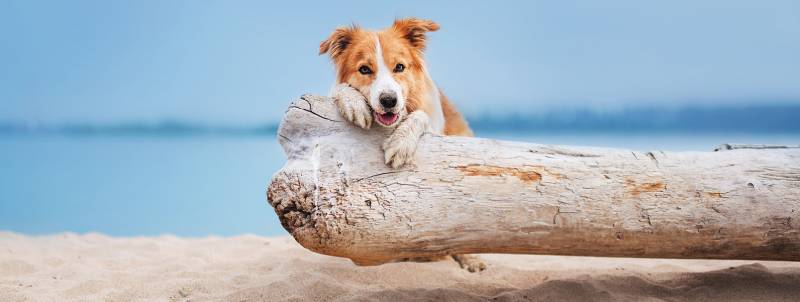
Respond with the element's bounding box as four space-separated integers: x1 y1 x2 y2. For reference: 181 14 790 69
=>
320 18 473 168
319 18 485 272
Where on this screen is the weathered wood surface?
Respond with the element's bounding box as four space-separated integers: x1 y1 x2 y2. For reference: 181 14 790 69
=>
267 94 800 265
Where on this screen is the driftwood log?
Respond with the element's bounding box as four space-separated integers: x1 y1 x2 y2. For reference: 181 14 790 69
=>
267 94 800 265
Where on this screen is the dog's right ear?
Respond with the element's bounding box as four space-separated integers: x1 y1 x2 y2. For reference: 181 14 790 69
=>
392 18 439 51
319 27 356 59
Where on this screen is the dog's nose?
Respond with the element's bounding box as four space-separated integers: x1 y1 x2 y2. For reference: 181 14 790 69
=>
379 91 397 109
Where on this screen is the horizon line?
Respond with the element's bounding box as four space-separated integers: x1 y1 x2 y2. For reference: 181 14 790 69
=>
1 103 799 136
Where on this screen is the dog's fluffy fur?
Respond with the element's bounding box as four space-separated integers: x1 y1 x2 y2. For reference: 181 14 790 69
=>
320 18 485 272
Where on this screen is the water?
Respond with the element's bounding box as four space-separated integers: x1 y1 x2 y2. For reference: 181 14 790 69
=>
0 135 285 237
1 132 798 236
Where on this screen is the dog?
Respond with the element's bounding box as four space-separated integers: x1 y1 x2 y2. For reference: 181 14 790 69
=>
319 18 485 272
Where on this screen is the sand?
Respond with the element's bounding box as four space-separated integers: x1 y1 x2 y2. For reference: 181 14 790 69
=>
1 232 799 302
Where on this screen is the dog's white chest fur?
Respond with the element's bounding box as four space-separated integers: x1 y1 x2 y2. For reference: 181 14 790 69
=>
425 79 445 135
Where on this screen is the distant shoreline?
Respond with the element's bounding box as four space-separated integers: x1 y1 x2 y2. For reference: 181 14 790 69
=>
2 103 799 137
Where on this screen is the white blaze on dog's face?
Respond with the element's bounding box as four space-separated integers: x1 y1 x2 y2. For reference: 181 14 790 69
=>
319 18 440 127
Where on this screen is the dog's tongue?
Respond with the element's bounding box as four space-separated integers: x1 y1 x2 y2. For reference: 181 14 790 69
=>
377 112 398 125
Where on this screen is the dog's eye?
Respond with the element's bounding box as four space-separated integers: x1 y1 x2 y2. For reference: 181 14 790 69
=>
358 66 373 75
394 63 405 73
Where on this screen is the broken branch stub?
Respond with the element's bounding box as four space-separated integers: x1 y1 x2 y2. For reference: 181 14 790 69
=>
267 94 800 265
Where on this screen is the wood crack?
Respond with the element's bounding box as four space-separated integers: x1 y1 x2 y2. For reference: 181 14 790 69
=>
288 106 340 123
353 170 408 183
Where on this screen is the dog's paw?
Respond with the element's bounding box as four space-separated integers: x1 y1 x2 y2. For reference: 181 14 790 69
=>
452 254 487 273
382 128 419 168
331 83 371 129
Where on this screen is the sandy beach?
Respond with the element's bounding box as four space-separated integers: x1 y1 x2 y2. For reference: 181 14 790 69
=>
1 231 798 301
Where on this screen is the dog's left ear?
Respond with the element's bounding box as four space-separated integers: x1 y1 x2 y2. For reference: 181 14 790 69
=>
392 18 440 50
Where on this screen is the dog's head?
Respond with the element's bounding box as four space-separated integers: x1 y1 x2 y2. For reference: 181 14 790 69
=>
320 18 439 127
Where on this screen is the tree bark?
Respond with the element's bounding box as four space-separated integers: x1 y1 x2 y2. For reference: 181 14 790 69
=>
267 94 800 265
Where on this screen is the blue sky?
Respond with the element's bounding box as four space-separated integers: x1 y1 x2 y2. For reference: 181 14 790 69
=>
1 0 799 124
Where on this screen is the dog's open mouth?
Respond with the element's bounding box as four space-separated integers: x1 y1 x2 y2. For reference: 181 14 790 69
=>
375 112 399 126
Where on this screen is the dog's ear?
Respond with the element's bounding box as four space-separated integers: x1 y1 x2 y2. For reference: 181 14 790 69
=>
392 18 440 50
319 26 356 59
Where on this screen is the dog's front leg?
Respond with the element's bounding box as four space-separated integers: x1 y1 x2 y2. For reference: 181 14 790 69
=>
383 111 429 168
330 83 372 129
